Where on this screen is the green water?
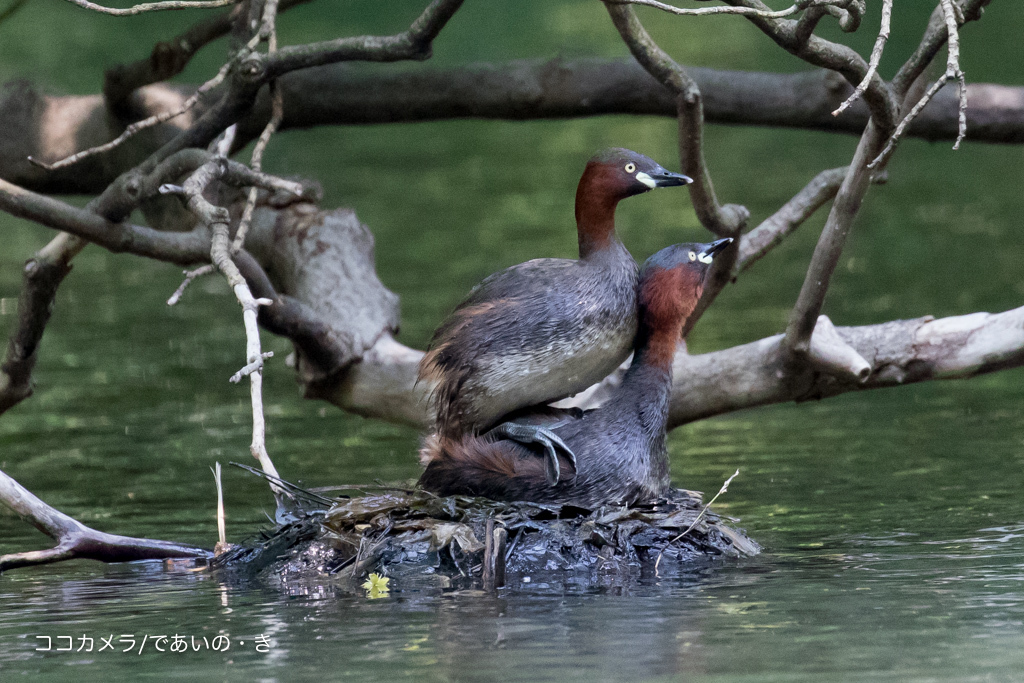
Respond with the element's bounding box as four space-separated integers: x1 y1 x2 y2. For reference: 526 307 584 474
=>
2 1 1024 680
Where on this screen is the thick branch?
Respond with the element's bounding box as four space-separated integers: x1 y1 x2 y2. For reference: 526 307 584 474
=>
784 120 882 354
311 303 1024 431
668 304 1024 427
0 235 83 415
6 62 1024 194
0 176 211 263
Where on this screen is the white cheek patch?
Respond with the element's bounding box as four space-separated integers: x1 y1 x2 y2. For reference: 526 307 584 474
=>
697 252 714 265
634 171 656 189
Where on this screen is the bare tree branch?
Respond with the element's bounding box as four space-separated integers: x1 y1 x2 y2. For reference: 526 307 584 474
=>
807 314 870 382
736 166 848 272
0 176 211 262
608 0 851 19
6 61 1024 195
308 301 1024 431
33 42 250 171
0 234 84 415
668 304 1024 427
233 0 284 253
603 3 748 237
721 0 897 133
263 0 466 77
784 120 883 355
178 157 297 495
832 0 891 117
0 467 208 571
784 0 990 357
891 0 990 99
61 0 237 16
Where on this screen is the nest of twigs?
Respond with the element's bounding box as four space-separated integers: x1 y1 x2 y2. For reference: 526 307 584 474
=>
212 482 759 590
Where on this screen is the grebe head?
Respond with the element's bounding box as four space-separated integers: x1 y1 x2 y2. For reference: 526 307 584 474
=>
638 238 733 337
581 148 693 201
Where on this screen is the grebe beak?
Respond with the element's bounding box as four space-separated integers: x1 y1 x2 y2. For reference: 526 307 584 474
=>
640 169 693 188
696 237 733 264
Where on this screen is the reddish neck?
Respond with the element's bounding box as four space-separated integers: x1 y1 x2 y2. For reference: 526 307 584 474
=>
634 269 704 370
634 316 686 371
574 164 622 258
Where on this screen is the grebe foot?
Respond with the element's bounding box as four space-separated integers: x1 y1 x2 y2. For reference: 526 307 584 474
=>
489 422 576 486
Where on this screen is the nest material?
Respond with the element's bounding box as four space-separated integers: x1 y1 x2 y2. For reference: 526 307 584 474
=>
213 486 759 588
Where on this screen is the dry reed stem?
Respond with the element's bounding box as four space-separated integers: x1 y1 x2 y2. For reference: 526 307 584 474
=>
655 469 739 572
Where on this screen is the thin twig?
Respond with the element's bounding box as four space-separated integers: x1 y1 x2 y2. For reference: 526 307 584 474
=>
31 32 263 172
608 0 843 19
939 0 969 149
833 0 891 116
233 0 284 253
655 469 739 572
167 264 215 305
30 62 232 171
180 160 285 502
230 461 336 506
869 75 949 168
61 0 238 16
870 0 970 168
230 350 274 383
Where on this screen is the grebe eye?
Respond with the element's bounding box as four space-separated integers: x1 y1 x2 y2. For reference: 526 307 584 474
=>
688 251 697 262
624 162 637 173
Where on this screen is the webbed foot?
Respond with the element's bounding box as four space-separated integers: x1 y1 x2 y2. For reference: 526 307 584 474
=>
489 422 576 486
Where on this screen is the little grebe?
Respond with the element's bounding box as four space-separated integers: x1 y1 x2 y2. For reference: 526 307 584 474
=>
419 149 692 463
419 237 732 508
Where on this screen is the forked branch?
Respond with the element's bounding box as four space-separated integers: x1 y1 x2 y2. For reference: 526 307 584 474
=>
0 467 208 571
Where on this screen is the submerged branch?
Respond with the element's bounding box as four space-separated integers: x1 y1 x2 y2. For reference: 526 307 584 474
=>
0 467 208 571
